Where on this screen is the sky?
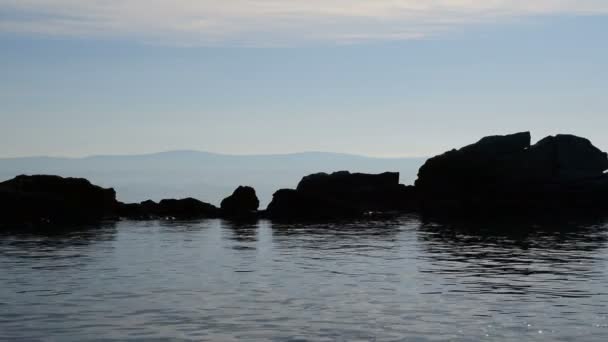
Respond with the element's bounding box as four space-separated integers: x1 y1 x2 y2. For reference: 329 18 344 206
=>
1 0 607 158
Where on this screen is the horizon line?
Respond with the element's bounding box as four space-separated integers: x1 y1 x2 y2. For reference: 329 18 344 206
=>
0 149 429 161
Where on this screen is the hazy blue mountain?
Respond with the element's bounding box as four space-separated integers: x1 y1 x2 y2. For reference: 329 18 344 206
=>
0 151 426 208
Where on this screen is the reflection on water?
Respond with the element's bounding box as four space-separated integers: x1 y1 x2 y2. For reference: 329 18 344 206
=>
1 217 608 341
222 220 259 244
419 218 608 298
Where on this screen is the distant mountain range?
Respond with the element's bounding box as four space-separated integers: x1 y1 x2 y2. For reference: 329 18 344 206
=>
0 151 426 207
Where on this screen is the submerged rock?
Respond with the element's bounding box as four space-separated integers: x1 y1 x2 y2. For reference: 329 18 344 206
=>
0 175 118 225
220 186 259 218
415 132 608 215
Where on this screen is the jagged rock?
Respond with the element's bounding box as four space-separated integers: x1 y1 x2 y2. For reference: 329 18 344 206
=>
0 175 117 225
416 132 608 215
220 186 259 218
266 171 416 219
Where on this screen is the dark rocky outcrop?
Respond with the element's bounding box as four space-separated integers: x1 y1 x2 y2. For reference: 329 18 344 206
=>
155 198 219 219
416 132 608 216
265 188 361 220
521 134 608 182
116 201 148 219
297 171 416 211
0 175 118 225
415 132 532 192
4 131 608 225
220 186 259 218
266 171 417 220
0 175 222 225
118 198 220 219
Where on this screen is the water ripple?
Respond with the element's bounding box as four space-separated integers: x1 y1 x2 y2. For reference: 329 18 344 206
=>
1 217 608 341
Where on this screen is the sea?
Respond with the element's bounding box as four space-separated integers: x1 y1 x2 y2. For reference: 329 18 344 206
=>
1 215 608 341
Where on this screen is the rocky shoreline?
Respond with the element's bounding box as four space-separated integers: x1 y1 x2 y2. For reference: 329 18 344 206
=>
2 132 608 227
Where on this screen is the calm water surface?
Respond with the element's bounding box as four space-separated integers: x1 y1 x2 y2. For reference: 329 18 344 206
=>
1 216 608 341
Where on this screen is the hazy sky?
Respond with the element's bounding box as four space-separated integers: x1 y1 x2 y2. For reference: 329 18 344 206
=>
1 1 607 157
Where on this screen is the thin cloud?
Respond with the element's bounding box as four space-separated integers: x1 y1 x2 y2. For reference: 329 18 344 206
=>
1 0 607 45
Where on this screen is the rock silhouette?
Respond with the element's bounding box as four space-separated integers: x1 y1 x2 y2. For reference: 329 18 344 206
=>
416 132 608 216
220 186 259 218
0 175 117 225
118 198 220 219
116 201 148 219
266 188 361 220
3 131 608 227
266 171 416 219
155 198 220 219
416 132 532 192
